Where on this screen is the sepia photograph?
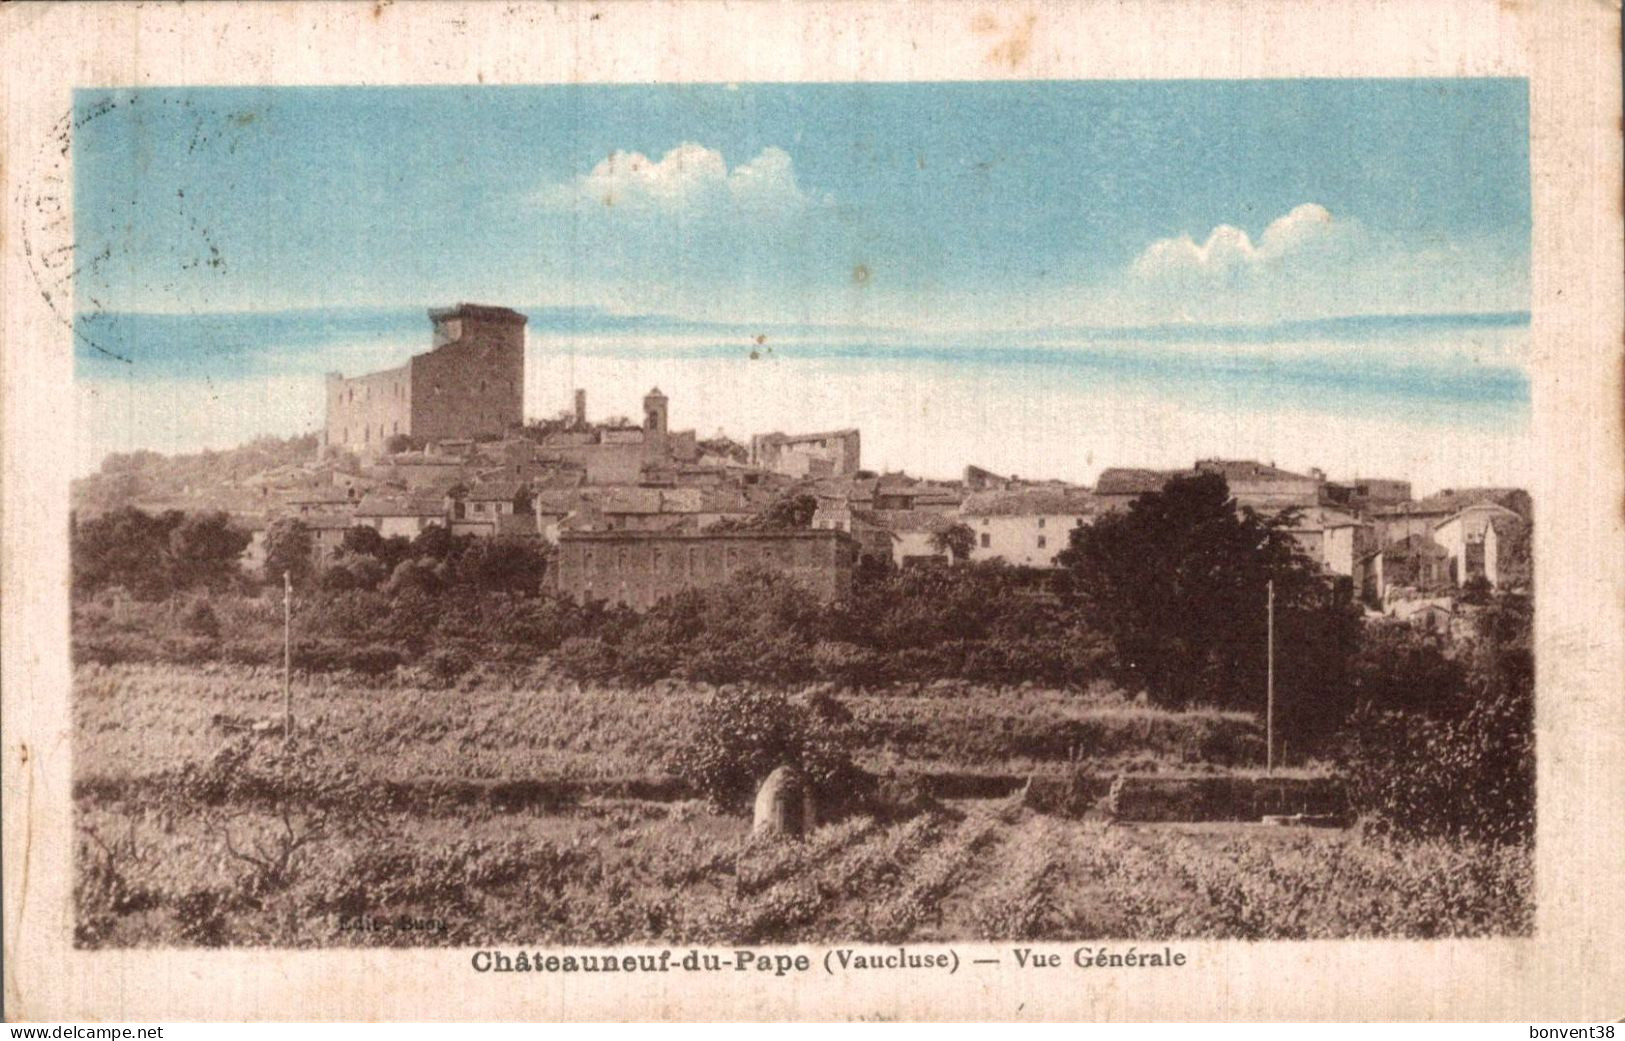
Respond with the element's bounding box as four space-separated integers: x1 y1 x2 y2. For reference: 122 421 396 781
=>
65 77 1539 951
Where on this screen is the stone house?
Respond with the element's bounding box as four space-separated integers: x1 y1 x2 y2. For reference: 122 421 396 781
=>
815 505 954 567
448 480 534 538
863 509 957 567
353 493 447 539
1357 533 1453 603
287 489 359 516
1281 506 1369 577
1193 459 1323 511
1370 500 1459 547
959 488 1094 568
301 513 355 566
1432 502 1522 588
1096 460 1322 514
1094 467 1181 514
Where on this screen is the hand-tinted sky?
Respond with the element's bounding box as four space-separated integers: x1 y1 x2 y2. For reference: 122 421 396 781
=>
72 81 1533 490
74 80 1529 326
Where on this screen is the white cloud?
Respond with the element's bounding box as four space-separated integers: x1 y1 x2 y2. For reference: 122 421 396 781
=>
538 143 814 214
1132 203 1350 278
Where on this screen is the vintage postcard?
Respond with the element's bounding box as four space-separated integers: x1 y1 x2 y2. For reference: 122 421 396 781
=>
3 0 1622 1024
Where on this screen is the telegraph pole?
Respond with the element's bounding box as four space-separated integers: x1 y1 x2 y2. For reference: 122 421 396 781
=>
283 569 293 743
1265 578 1275 776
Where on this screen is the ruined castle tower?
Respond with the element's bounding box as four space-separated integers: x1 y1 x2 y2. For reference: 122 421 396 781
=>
324 303 527 454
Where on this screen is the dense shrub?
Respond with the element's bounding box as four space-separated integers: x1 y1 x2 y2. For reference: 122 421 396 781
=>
167 735 382 890
553 636 620 684
1345 688 1533 846
419 643 476 685
677 687 861 812
1343 593 1534 846
181 599 221 639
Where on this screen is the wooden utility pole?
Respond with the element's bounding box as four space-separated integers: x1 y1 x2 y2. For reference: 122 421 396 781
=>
1266 578 1275 776
283 569 293 743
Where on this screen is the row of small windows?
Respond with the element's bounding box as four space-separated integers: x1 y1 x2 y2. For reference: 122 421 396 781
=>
980 531 1051 549
345 378 516 404
578 542 820 573
346 382 406 404
976 516 1086 528
339 420 401 445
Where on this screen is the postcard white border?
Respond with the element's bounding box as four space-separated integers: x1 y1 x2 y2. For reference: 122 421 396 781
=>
3 0 1621 1022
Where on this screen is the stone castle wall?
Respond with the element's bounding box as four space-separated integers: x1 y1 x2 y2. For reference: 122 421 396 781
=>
324 305 526 454
325 362 412 453
409 309 526 443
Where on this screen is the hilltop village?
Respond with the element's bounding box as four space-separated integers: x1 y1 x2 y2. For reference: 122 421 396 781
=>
75 303 1531 627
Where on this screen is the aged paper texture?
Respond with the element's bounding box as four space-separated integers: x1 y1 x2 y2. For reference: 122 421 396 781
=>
3 0 1622 1022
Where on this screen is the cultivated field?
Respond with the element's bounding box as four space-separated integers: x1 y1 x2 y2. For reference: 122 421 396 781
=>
73 663 1532 947
74 662 1265 782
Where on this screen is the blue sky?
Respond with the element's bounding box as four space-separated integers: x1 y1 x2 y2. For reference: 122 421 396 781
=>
72 82 1532 489
74 81 1528 323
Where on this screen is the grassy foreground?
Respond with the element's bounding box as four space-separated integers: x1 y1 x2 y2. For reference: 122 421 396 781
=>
74 663 1531 947
78 794 1531 948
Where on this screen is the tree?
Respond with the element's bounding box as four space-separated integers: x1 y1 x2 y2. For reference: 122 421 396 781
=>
73 506 185 598
410 523 460 561
1057 473 1359 735
929 522 976 563
72 506 247 598
167 512 251 590
451 536 551 594
263 518 314 589
386 557 443 596
339 525 385 559
721 491 819 531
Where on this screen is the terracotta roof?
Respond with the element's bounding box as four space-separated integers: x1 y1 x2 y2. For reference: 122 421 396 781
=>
300 512 356 531
855 508 955 534
1095 468 1175 495
1382 533 1451 559
1194 459 1319 483
960 489 1095 517
465 480 528 501
698 489 753 514
1432 501 1522 530
598 488 665 515
534 489 591 515
287 490 355 506
354 494 446 518
1376 487 1528 518
387 451 465 466
1283 506 1365 531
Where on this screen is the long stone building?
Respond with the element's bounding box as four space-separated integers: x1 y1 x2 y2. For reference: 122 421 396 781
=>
324 303 527 455
554 528 858 609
